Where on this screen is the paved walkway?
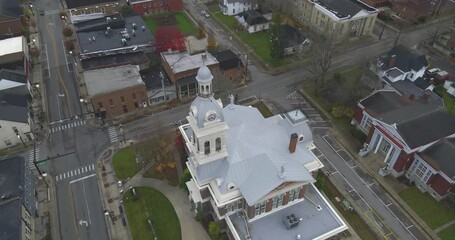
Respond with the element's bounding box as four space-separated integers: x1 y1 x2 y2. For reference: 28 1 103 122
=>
99 143 210 240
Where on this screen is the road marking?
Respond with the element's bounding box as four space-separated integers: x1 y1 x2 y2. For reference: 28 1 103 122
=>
82 179 92 224
367 183 374 187
81 167 85 173
386 203 393 207
406 225 414 229
63 173 66 179
84 166 88 172
70 171 73 177
77 169 80 174
70 173 96 184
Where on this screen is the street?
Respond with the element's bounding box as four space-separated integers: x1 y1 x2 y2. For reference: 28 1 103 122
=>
24 0 455 239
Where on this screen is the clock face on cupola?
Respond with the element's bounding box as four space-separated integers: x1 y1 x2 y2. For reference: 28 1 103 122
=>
207 112 217 121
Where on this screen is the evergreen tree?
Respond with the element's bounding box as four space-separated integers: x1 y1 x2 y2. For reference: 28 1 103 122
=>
270 12 284 60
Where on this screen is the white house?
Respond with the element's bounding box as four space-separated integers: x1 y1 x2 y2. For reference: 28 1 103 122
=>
376 45 428 85
179 66 348 240
235 10 270 33
219 0 257 16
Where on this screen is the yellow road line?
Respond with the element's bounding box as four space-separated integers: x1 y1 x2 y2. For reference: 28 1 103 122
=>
44 15 74 117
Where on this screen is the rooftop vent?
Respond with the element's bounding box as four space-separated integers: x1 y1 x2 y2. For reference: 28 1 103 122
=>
132 29 136 36
121 38 127 46
106 17 111 22
227 183 236 191
142 26 146 31
132 23 137 29
92 36 96 42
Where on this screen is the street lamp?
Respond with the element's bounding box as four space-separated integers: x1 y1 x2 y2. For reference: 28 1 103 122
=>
29 4 35 16
32 38 37 47
34 83 41 98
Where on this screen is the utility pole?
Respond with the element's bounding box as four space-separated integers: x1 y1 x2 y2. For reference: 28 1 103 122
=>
33 141 48 188
394 30 401 47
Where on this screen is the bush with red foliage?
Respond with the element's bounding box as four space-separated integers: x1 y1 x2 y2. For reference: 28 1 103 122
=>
155 26 186 53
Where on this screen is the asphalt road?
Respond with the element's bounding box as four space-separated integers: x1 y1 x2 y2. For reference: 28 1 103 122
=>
36 0 81 123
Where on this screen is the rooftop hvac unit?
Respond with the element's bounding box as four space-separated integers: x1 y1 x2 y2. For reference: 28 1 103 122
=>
121 38 127 45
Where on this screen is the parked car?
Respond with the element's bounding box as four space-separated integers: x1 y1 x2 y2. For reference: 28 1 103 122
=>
39 9 44 16
201 10 210 18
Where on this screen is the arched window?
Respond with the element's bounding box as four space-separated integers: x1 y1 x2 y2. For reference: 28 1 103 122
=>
197 139 200 153
200 86 204 93
207 85 210 93
204 141 210 155
216 137 221 151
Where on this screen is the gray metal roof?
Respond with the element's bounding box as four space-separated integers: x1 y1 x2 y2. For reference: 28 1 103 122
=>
0 0 22 19
76 15 155 58
81 52 149 70
0 92 29 122
229 184 347 240
0 199 22 240
0 156 24 199
282 25 308 49
84 65 145 96
385 68 403 78
420 138 455 178
315 0 377 19
191 105 317 205
190 96 225 129
238 10 268 26
0 69 27 84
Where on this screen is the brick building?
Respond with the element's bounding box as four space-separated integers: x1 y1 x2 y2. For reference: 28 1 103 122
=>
129 0 183 16
84 65 147 118
180 66 348 239
160 51 219 98
212 50 245 83
352 90 455 200
66 0 122 22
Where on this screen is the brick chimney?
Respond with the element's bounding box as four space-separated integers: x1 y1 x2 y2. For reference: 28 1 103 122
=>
289 133 298 153
388 55 396 68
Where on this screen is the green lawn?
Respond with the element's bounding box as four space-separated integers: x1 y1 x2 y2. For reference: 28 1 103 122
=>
174 12 196 35
143 12 196 35
123 187 181 240
252 101 273 118
399 187 455 229
435 85 455 115
208 6 289 67
112 147 137 180
438 224 455 240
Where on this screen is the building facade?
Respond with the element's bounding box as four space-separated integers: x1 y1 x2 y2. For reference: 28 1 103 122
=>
292 0 378 42
353 90 455 200
219 0 258 16
66 0 122 19
84 65 148 118
129 0 183 16
180 66 348 239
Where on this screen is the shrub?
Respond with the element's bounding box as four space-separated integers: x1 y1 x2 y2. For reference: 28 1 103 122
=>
178 168 191 191
331 105 354 118
208 221 221 240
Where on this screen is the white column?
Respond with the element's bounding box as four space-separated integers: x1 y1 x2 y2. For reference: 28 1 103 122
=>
374 135 383 154
384 145 394 163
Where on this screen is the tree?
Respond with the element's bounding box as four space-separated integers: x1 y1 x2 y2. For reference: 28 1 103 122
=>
270 12 284 60
178 168 191 190
64 40 75 52
120 5 135 16
62 27 73 38
29 47 40 58
155 26 186 53
207 31 217 51
304 31 337 96
208 221 221 240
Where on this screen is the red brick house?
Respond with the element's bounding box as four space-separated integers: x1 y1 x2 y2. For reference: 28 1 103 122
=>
211 50 245 84
352 90 455 200
129 0 183 16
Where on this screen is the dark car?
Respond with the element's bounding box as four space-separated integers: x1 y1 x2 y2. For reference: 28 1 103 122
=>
39 9 44 16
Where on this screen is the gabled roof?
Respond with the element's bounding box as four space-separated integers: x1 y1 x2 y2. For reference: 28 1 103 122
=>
381 45 428 72
315 0 377 19
0 69 27 88
395 109 455 149
0 0 22 19
419 138 455 178
212 50 241 70
238 10 268 26
65 0 117 9
282 25 308 49
414 77 431 90
361 90 455 148
140 66 171 91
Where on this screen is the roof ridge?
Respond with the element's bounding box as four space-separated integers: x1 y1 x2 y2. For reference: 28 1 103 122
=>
396 105 443 126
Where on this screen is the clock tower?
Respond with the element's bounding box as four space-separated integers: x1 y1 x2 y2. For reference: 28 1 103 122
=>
186 65 229 165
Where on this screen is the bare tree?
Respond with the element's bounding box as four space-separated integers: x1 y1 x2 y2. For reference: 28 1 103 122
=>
62 27 73 38
304 32 338 96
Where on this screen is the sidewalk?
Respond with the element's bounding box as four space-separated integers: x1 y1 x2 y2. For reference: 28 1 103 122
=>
97 143 210 240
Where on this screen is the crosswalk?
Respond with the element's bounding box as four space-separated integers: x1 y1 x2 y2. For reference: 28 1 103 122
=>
28 148 40 169
55 164 95 182
287 90 304 100
50 119 86 133
44 9 60 15
108 126 118 143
